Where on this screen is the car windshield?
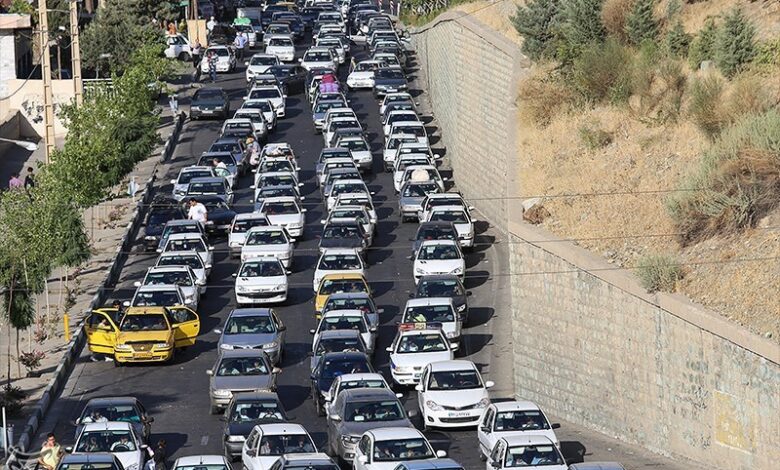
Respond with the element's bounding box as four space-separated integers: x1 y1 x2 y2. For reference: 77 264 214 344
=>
245 101 273 112
397 333 447 353
158 255 203 270
216 357 269 376
211 48 229 56
319 316 366 333
403 183 438 197
389 113 417 124
204 200 230 212
338 198 371 209
210 143 240 153
76 430 136 453
259 187 295 198
80 405 141 424
230 401 284 422
339 379 385 393
429 369 481 390
320 278 367 294
388 137 417 149
418 279 462 298
269 38 293 47
315 336 365 355
344 400 403 422
396 126 425 137
320 150 351 161
262 201 298 215
268 25 290 34
505 445 564 467
495 410 551 432
305 51 332 61
251 56 277 65
323 225 362 239
166 239 207 252
332 183 365 195
239 260 284 277
417 226 456 242
319 254 361 270
340 139 368 151
178 171 212 184
314 102 341 113
199 154 236 166
145 271 191 286
398 159 430 171
404 305 454 323
119 313 169 332
226 122 252 130
373 438 433 462
258 434 316 456
431 211 468 223
233 218 269 233
147 208 177 226
195 89 223 100
260 160 293 172
324 297 372 313
250 89 282 99
321 358 371 379
224 315 275 334
188 182 224 194
331 209 364 220
246 230 287 245
376 68 404 79
133 291 180 307
356 62 378 72
261 175 295 186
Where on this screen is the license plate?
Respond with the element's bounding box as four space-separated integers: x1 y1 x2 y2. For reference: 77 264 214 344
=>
386 88 397 93
134 352 152 359
202 109 214 114
447 411 470 418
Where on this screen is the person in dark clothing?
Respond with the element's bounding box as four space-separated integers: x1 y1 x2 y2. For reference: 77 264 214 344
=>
153 440 167 470
24 167 35 190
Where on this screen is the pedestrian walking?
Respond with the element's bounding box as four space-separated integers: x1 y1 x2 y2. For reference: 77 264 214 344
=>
206 15 216 40
234 32 247 61
207 51 217 82
168 92 179 116
153 440 168 470
188 198 208 225
191 39 202 68
23 167 35 190
8 172 23 189
38 433 63 470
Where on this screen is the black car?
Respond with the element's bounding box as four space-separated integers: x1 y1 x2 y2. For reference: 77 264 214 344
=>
373 67 408 98
142 196 183 251
414 275 471 324
209 24 237 46
74 397 154 443
411 221 459 258
187 195 237 235
319 220 369 255
301 6 328 29
191 88 230 120
310 351 374 416
222 392 288 461
267 65 308 95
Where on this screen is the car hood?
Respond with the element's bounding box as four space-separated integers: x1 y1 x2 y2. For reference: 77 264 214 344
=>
424 389 489 408
392 350 452 368
113 451 142 470
209 209 237 223
226 419 284 437
374 77 406 86
349 71 374 79
117 331 171 344
213 375 273 391
221 333 277 348
339 417 413 437
236 275 287 288
266 213 303 226
319 237 364 249
415 259 463 273
400 196 425 207
229 233 249 246
243 245 290 254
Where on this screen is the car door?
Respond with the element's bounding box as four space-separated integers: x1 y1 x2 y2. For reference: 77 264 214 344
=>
478 406 496 457
487 440 506 470
270 309 286 348
85 310 120 355
354 435 372 470
243 427 260 469
167 306 201 347
417 366 430 411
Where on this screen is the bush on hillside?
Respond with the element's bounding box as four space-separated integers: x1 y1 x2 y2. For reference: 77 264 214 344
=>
688 18 718 69
753 38 780 67
665 21 691 57
517 65 575 126
559 0 607 60
601 0 635 43
688 75 728 139
626 0 658 45
511 0 563 61
570 39 633 103
714 8 756 77
579 122 613 149
635 253 683 292
630 45 687 123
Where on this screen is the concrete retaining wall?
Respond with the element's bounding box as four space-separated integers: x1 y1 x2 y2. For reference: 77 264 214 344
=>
411 11 530 232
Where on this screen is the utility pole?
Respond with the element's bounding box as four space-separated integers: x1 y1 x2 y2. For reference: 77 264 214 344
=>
70 0 83 105
37 0 56 163
192 0 200 20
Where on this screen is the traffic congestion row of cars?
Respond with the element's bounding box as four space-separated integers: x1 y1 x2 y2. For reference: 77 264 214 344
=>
67 1 619 470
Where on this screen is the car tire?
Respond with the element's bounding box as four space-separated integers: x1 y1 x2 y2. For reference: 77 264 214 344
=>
209 403 220 415
315 398 325 417
178 52 190 61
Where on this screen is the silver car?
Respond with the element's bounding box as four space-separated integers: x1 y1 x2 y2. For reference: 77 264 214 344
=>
326 388 413 462
399 180 440 223
215 308 287 365
207 349 281 414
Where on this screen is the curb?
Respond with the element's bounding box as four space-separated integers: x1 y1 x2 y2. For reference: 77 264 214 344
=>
14 111 185 452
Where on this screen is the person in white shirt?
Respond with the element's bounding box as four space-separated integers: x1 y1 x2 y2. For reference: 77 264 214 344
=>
206 16 216 33
188 198 208 225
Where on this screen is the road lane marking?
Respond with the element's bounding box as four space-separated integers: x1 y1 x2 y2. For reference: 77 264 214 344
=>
201 435 209 446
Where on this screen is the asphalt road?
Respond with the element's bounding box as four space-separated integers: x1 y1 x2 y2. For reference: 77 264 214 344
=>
37 34 506 469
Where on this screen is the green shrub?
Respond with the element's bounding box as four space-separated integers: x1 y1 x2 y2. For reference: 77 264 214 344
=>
688 75 728 139
579 123 613 149
665 21 691 57
511 0 563 61
560 0 607 59
752 38 780 67
600 0 635 44
626 0 658 45
517 67 575 126
688 18 718 69
635 254 683 292
570 38 633 103
714 8 756 77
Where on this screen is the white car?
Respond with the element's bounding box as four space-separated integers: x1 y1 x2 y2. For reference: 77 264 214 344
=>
326 180 371 211
316 37 346 63
394 142 436 165
418 193 473 222
336 136 373 171
485 435 567 470
310 310 376 354
333 193 378 228
233 109 269 137
478 401 562 459
393 156 434 191
323 107 358 128
416 360 493 429
257 196 306 238
160 233 214 271
395 165 447 194
246 53 280 82
383 134 420 172
72 422 146 470
164 33 191 60
222 117 256 139
401 297 460 348
241 423 318 470
388 323 455 386
300 47 338 70
247 86 287 118
135 265 203 306
389 121 429 146
201 46 236 73
241 226 295 268
241 99 278 131
229 213 271 257
383 111 420 137
265 36 296 62
347 60 382 89
324 373 393 416
127 284 186 308
352 427 446 470
323 117 362 148
234 257 289 305
253 170 302 192
155 251 210 284
170 166 215 201
313 248 366 292
321 205 374 242
171 455 231 470
424 206 476 249
413 240 464 283
380 92 415 115
318 157 356 186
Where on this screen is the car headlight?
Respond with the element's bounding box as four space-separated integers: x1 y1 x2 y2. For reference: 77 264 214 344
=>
445 330 457 339
229 241 241 247
475 397 490 409
125 464 138 470
275 284 286 292
154 343 171 350
341 435 360 445
236 285 247 293
450 266 463 275
114 344 131 351
263 340 279 349
213 389 232 398
220 343 234 350
425 400 443 411
144 236 158 241
415 267 426 275
227 435 245 442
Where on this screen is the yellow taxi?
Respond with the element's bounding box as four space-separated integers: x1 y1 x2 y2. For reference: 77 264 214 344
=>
85 306 200 365
314 273 371 316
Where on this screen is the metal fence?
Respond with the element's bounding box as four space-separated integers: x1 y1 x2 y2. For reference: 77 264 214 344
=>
82 78 114 100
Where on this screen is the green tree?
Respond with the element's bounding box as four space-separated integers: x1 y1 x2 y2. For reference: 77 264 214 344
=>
665 20 691 57
560 0 607 58
137 0 180 23
511 0 563 61
714 8 756 77
626 0 658 45
688 18 718 69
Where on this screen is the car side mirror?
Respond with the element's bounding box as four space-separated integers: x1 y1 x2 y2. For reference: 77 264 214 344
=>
170 179 177 185
415 384 423 392
330 414 342 422
357 456 368 465
369 326 377 333
272 367 282 374
205 264 213 269
385 346 392 352
298 183 304 187
156 248 163 253
321 219 327 224
65 446 73 453
485 381 495 389
301 208 308 213
491 461 501 469
407 409 418 418
552 423 561 429
213 328 222 334
122 301 130 307
133 281 142 287
309 329 315 335
481 426 491 434
244 61 249 66
206 369 213 375
231 273 237 278
436 450 447 458
278 324 287 331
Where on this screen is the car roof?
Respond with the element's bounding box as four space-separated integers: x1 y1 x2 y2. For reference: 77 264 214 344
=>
398 459 464 470
234 213 269 221
368 427 423 440
246 225 286 233
255 423 307 434
232 391 280 402
319 329 362 339
280 454 335 465
168 233 205 241
219 348 269 358
567 463 626 470
84 397 139 406
501 434 557 447
321 351 369 361
189 177 226 184
181 165 214 173
335 372 385 382
405 297 454 307
229 308 273 318
321 273 367 281
327 292 372 301
417 274 461 283
147 265 189 273
419 239 459 247
60 453 118 464
492 400 542 412
418 221 456 229
430 205 467 212
429 360 478 372
80 421 134 432
322 309 366 318
174 455 226 467
340 387 397 401
136 284 179 292
320 247 361 255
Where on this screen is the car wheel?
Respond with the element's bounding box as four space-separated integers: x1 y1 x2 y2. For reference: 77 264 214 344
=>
315 398 325 417
178 52 190 61
480 450 487 461
224 447 236 463
209 403 220 415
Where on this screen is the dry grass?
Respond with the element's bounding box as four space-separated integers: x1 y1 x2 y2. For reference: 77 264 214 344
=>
517 64 576 126
659 0 780 41
602 0 635 43
452 0 524 45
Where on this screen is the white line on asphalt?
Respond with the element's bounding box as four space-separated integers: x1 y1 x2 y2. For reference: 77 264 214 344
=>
201 435 209 446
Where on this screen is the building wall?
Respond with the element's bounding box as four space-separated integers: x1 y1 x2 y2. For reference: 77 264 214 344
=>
0 78 76 138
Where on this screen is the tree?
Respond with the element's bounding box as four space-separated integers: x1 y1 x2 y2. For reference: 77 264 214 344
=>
688 18 718 69
626 0 658 45
715 8 756 77
665 20 691 57
137 0 180 23
560 0 607 57
511 0 563 61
